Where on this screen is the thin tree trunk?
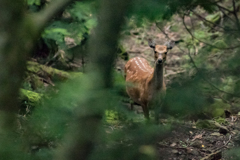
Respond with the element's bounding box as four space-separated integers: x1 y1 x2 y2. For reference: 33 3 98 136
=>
55 0 131 159
0 1 76 157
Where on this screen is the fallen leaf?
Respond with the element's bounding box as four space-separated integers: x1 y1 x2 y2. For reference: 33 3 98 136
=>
211 132 221 136
192 133 204 141
170 142 177 147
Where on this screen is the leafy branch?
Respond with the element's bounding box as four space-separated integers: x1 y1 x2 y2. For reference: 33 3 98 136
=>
156 16 240 98
182 13 240 50
232 0 240 30
186 44 240 98
215 2 239 25
190 10 237 32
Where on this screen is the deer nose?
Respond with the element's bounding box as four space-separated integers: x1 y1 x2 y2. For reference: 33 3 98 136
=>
157 59 163 64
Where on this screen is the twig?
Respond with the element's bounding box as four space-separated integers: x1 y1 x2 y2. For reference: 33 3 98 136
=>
232 0 240 30
200 135 232 160
216 4 236 23
155 23 169 39
190 10 237 32
216 3 233 13
200 150 222 160
191 131 205 141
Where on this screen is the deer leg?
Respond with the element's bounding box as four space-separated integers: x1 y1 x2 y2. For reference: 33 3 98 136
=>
154 96 165 124
130 102 133 110
154 106 160 124
142 104 149 119
129 99 134 110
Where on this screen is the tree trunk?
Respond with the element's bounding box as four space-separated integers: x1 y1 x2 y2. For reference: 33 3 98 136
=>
55 0 132 159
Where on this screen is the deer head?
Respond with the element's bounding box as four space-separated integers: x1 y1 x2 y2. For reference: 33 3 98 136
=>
148 39 175 64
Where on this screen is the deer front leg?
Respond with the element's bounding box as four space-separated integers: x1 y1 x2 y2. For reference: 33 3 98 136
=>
153 93 165 123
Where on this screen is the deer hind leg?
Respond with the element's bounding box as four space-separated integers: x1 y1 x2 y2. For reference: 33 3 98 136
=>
129 99 134 110
141 103 149 119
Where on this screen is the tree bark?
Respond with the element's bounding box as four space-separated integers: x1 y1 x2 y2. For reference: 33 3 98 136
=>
0 0 77 154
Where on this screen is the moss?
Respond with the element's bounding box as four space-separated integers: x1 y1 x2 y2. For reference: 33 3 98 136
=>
31 74 44 89
27 61 70 81
204 98 230 118
27 61 83 81
105 110 121 123
196 120 218 129
215 117 228 125
20 89 43 105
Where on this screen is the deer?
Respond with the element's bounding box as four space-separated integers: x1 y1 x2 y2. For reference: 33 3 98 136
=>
125 39 175 119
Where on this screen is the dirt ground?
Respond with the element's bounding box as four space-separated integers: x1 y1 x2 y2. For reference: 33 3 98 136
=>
123 103 239 160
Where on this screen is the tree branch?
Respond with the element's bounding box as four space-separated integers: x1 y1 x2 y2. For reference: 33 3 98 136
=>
182 13 240 50
216 3 233 13
190 10 237 32
32 0 77 31
215 4 237 23
186 45 240 98
232 0 240 30
0 0 78 133
156 14 240 98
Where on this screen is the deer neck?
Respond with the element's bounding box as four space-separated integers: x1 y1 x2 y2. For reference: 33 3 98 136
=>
151 63 164 91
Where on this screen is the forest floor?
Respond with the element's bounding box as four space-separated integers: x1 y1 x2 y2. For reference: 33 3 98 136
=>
121 103 240 160
129 104 240 160
114 15 240 160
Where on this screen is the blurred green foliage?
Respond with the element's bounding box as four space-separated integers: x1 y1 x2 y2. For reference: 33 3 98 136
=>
42 1 97 49
27 0 41 6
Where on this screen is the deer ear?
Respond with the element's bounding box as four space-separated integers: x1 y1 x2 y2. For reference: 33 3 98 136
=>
148 39 156 48
165 40 175 50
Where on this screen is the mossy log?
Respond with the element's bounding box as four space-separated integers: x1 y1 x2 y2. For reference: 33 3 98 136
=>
204 98 230 118
27 61 82 82
19 89 43 105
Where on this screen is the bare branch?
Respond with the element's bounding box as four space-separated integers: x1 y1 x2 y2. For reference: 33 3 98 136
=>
190 10 237 32
216 3 233 13
215 3 237 24
232 0 240 30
